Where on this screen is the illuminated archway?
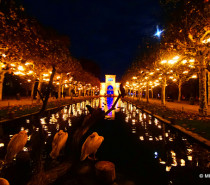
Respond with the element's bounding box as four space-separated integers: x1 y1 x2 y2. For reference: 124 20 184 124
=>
107 85 113 95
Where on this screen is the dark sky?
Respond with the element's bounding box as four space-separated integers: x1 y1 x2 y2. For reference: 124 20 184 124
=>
22 0 163 81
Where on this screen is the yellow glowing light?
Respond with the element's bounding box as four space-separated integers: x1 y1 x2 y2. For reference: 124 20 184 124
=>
2 54 6 58
149 72 154 75
10 63 16 67
156 68 160 71
166 166 171 172
0 143 4 147
180 159 185 166
173 56 179 60
18 66 24 71
173 79 177 82
161 60 167 64
132 76 137 80
202 37 210 44
187 155 192 161
168 60 176 64
14 71 25 75
182 60 187 64
169 76 173 79
139 136 144 140
189 59 195 63
57 76 60 79
25 62 33 66
43 74 49 77
191 75 197 78
56 82 59 85
183 71 188 74
160 161 166 164
27 71 33 75
27 79 31 82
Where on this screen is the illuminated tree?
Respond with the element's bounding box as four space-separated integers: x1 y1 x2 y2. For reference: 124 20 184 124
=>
161 0 210 114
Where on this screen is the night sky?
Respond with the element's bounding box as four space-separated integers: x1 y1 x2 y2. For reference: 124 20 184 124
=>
22 0 163 81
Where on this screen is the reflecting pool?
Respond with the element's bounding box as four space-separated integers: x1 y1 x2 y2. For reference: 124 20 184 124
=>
0 97 209 185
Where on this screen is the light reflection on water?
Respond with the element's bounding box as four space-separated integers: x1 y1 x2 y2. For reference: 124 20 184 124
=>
121 101 210 174
0 97 209 184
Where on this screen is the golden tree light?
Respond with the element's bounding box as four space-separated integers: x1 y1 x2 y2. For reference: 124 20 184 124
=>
10 63 16 67
25 62 33 66
182 60 187 64
202 37 210 44
14 71 25 75
168 60 176 64
27 71 33 75
189 59 195 63
18 66 24 71
191 75 197 78
173 56 179 60
161 60 167 64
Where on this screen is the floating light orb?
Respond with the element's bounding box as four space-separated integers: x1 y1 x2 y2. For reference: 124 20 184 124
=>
154 26 164 38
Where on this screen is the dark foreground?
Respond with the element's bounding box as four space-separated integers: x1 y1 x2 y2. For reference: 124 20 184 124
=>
0 98 209 185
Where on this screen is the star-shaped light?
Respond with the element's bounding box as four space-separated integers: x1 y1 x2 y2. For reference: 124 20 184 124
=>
154 26 164 38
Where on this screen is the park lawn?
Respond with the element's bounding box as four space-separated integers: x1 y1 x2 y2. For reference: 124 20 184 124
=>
175 119 210 140
0 97 93 121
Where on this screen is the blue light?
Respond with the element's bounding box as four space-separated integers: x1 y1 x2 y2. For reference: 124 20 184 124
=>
154 26 164 38
154 151 158 158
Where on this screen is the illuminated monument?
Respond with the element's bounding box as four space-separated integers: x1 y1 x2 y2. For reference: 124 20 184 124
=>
100 75 121 96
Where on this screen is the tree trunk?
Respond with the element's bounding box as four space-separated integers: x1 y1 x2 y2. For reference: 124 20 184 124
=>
161 76 166 105
31 80 37 100
146 82 149 103
58 73 63 99
140 88 142 100
61 84 64 98
68 85 71 96
95 161 116 184
178 79 182 102
39 66 56 113
0 71 5 101
151 87 153 99
198 54 207 115
37 74 43 101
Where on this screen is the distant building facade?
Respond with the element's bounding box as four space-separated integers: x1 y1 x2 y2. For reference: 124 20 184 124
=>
100 75 120 96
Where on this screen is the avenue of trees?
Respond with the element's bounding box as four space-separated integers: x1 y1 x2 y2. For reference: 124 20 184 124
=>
0 1 100 109
122 0 210 115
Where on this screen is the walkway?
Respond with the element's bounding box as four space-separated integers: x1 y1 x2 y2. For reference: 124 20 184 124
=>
129 97 210 115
